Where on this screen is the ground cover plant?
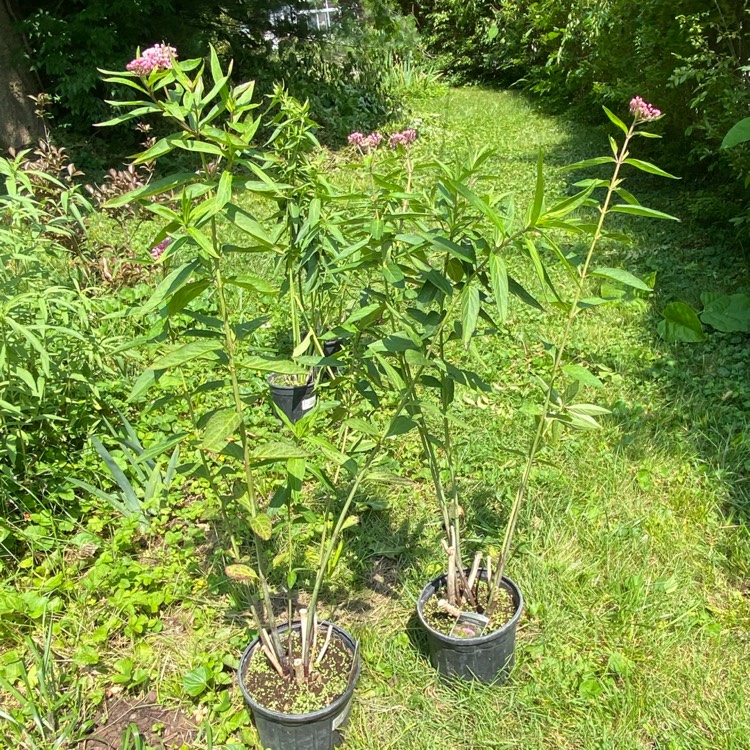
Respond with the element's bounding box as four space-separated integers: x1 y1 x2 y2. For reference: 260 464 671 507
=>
1 46 750 750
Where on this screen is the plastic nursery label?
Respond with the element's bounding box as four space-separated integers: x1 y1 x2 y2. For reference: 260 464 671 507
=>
450 611 490 639
301 396 317 410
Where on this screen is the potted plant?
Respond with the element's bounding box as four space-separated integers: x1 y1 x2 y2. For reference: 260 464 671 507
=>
346 101 677 682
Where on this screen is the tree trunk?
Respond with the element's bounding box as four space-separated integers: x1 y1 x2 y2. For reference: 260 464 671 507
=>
0 0 41 151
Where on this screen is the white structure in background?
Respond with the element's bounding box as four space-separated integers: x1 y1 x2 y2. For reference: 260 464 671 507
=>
268 1 339 35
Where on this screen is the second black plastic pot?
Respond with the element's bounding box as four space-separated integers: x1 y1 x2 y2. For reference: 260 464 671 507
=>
238 621 361 750
416 570 523 684
268 375 316 423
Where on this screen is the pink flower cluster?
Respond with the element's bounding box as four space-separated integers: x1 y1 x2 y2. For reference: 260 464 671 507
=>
348 131 383 150
389 129 417 149
629 96 661 122
127 44 178 76
150 237 173 260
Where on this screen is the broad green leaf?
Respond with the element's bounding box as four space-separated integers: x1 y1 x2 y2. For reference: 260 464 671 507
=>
249 513 273 541
461 283 480 347
591 267 652 292
657 301 706 342
427 235 475 264
623 158 679 179
722 117 750 149
183 666 212 697
200 409 242 450
150 340 221 371
700 293 750 333
610 204 679 221
187 227 219 259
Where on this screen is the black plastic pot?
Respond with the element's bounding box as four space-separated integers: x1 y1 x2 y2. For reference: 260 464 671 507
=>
238 621 361 750
416 570 523 684
268 375 316 423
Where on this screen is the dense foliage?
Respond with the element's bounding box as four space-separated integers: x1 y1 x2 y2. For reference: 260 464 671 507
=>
405 0 750 176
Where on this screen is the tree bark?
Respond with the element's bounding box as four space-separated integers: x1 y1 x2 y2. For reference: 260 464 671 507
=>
0 0 41 150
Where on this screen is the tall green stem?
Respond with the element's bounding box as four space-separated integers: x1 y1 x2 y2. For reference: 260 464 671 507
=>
487 124 636 612
211 233 284 660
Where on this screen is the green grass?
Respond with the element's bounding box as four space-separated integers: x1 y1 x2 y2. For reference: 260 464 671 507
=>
3 87 750 750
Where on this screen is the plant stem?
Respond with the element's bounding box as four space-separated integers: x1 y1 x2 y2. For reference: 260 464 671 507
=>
486 123 636 613
211 232 284 662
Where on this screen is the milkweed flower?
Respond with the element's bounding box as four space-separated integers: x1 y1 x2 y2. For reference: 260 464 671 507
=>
389 128 418 148
348 131 365 147
362 132 383 149
150 237 173 260
127 44 178 76
629 97 661 122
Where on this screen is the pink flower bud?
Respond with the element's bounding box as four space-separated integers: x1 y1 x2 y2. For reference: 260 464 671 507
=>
150 237 173 260
629 96 662 122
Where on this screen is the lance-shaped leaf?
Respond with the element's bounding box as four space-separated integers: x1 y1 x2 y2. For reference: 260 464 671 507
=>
591 267 652 292
623 158 679 179
138 259 201 316
460 282 480 347
250 442 309 463
224 274 276 294
225 204 273 246
150 340 222 371
610 204 679 221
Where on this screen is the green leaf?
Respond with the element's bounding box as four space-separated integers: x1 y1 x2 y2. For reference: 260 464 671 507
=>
461 283 480 346
200 409 242 450
591 267 652 292
139 259 201 316
183 666 212 697
427 235 475 263
529 150 544 224
722 117 750 149
225 204 273 246
562 364 603 388
151 340 221 371
623 158 679 179
224 564 258 583
657 301 706 342
251 442 309 463
224 274 276 294
489 253 508 323
700 293 750 333
249 513 273 541
217 170 233 208
602 106 629 135
561 156 615 172
610 204 679 221
386 416 418 437
137 433 188 463
166 279 211 316
244 357 305 374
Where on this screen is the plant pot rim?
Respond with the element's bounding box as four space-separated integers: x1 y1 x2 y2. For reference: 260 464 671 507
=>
266 372 314 391
416 570 523 646
238 620 360 724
